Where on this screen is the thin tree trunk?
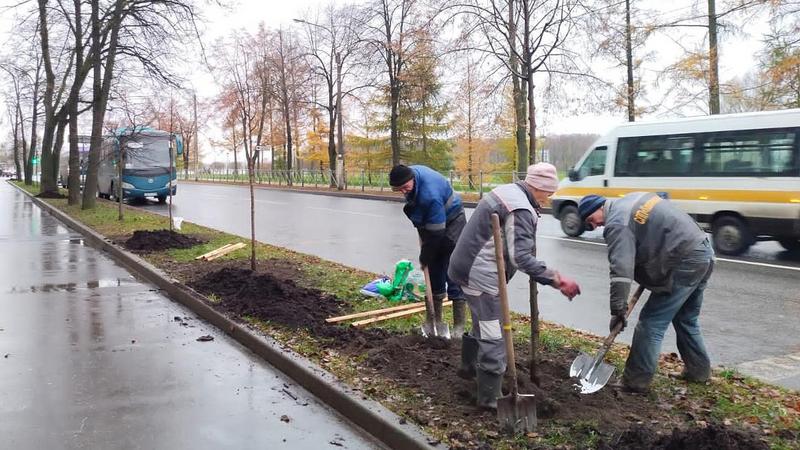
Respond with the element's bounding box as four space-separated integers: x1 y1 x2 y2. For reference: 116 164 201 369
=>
625 0 635 122
390 80 401 165
9 107 21 179
708 0 720 114
509 0 527 174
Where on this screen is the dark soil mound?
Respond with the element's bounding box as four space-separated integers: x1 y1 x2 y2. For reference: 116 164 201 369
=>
124 229 205 252
36 191 67 199
602 422 769 450
191 267 345 328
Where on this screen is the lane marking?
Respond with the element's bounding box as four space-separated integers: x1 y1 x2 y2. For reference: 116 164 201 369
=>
735 353 800 382
305 206 385 218
538 234 800 272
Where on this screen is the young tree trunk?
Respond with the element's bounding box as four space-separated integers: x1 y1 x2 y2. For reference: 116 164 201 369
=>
26 80 40 186
509 0 527 174
328 102 336 187
528 82 536 164
707 0 720 114
625 0 635 122
10 107 21 180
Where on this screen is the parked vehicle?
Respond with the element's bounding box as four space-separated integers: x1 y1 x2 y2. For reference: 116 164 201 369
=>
551 109 800 255
97 127 183 203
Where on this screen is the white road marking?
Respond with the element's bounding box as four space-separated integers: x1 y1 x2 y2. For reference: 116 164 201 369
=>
538 234 800 272
735 353 800 382
305 206 385 218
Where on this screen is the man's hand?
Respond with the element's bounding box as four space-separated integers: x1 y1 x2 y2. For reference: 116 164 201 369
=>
419 245 436 268
609 312 627 333
558 275 581 300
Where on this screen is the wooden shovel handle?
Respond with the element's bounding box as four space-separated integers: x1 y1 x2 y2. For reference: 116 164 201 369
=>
419 237 436 327
491 214 519 395
602 285 646 349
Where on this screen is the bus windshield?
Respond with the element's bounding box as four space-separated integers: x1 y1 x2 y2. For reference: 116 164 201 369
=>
123 136 171 169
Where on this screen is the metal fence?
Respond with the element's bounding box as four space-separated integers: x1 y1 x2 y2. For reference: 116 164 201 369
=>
178 168 532 198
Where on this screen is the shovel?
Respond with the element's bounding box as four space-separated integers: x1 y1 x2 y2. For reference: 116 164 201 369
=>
491 213 536 433
419 249 450 339
570 285 646 394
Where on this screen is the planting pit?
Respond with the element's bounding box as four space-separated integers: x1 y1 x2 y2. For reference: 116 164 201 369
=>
123 229 205 252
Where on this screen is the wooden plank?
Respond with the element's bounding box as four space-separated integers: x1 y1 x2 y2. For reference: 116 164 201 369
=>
326 301 427 323
205 242 246 261
351 301 452 328
195 243 234 260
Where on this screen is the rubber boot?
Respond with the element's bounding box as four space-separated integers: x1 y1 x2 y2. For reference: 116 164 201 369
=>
476 369 503 410
452 298 466 338
457 334 478 380
432 293 451 338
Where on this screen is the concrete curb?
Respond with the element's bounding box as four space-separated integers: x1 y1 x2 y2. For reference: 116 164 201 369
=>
10 182 437 450
180 179 557 214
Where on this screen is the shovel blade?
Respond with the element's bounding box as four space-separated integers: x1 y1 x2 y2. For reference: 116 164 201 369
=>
497 394 537 434
570 351 616 394
420 320 437 338
435 321 451 340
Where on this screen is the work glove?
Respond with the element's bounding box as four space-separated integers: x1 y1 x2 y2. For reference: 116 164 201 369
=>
418 229 445 268
609 312 627 333
557 275 581 300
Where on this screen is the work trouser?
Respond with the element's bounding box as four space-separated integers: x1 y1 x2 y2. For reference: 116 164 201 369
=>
427 212 466 300
624 238 714 390
464 291 506 376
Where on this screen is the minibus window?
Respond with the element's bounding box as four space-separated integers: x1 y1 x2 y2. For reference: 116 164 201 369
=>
701 130 795 176
576 146 607 179
615 136 694 176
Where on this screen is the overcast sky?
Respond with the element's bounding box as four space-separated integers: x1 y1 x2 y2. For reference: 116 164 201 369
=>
0 0 771 162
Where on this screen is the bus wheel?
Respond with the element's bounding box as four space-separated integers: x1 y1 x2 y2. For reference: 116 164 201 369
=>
778 239 800 252
157 195 167 204
559 204 585 237
712 216 752 256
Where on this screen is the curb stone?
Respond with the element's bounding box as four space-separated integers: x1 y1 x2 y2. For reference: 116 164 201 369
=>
10 181 438 450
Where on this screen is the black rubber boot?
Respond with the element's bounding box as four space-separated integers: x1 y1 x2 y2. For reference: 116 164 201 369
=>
476 369 503 410
457 333 478 380
452 298 466 338
432 293 446 323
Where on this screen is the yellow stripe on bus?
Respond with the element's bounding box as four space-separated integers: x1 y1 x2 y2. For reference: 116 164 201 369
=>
555 187 800 204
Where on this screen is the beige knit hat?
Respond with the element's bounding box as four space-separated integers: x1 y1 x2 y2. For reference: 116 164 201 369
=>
524 162 559 192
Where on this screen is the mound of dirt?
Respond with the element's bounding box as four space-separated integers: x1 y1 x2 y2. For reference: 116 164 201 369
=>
124 229 205 252
190 267 345 328
601 422 769 450
36 191 67 199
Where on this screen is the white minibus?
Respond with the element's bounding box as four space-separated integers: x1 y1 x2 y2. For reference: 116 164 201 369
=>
551 109 800 255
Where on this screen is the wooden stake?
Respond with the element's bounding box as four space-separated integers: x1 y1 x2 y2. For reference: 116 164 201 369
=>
326 301 427 323
195 243 235 260
351 301 452 328
205 242 246 261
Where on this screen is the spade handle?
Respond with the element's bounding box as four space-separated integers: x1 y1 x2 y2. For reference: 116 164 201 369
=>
491 214 518 396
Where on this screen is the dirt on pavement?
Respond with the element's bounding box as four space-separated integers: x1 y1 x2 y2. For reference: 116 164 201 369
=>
176 257 772 450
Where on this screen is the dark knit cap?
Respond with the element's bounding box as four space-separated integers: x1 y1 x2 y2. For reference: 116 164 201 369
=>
389 165 414 187
578 194 607 221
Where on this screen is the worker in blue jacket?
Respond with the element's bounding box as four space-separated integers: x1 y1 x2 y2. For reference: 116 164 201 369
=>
389 164 467 337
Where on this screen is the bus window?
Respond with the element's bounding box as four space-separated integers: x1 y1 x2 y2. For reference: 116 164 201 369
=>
701 130 796 176
575 146 607 179
615 136 694 176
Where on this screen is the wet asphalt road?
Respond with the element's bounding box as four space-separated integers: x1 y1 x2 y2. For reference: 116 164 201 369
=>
0 182 378 449
137 182 800 390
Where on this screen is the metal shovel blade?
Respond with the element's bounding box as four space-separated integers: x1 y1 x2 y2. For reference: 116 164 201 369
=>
570 351 616 394
420 320 437 338
435 321 451 339
497 393 537 434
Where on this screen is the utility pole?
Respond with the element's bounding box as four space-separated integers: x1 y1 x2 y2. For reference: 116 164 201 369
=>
335 51 345 191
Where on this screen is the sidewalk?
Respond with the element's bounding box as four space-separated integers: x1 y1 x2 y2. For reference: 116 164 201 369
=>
0 182 377 450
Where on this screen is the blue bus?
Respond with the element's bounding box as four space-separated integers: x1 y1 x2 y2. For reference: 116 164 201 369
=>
97 127 183 202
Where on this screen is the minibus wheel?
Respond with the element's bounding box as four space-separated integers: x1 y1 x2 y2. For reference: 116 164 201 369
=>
712 216 752 255
778 239 800 252
559 204 585 237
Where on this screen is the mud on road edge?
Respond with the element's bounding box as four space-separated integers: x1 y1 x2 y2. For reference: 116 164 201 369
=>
10 181 436 450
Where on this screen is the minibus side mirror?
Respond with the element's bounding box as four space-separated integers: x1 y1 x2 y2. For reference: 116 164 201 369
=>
568 168 579 181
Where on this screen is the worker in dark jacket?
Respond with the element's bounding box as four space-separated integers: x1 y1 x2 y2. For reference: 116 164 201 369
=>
579 192 714 393
449 163 581 409
389 164 467 337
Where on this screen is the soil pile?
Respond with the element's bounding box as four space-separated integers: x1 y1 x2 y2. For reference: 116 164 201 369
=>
36 191 67 199
191 267 345 328
124 229 204 252
601 422 769 450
